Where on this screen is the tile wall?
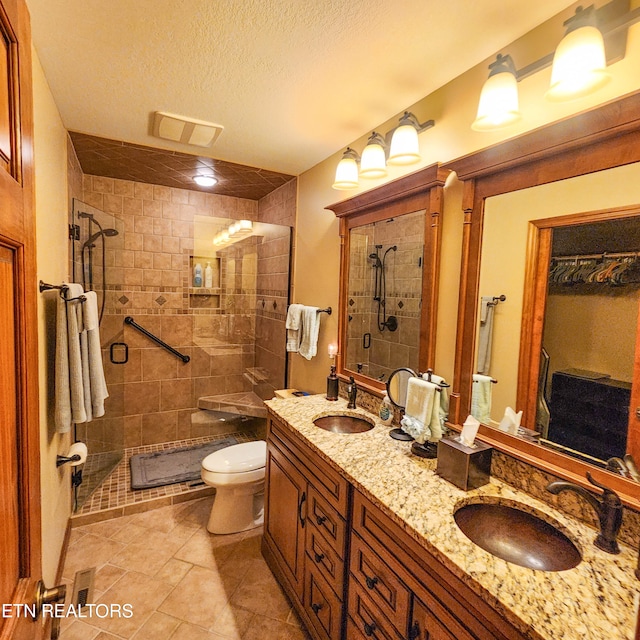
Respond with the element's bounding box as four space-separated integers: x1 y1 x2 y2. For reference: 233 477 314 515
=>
73 171 296 451
346 211 424 380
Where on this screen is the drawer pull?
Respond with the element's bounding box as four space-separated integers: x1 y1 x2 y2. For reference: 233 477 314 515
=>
314 552 325 563
311 603 323 614
298 491 306 528
364 574 379 590
316 514 327 525
363 621 377 637
409 621 422 640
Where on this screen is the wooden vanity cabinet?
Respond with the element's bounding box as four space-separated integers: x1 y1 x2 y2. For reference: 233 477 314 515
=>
263 413 529 640
263 414 351 640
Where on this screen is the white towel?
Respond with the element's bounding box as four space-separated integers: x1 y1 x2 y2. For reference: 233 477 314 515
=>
477 296 495 375
471 373 492 424
286 304 304 352
84 291 109 417
400 377 437 444
422 373 449 442
298 305 320 360
55 283 87 432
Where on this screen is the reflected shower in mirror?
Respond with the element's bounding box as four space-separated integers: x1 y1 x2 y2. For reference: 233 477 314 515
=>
346 210 425 382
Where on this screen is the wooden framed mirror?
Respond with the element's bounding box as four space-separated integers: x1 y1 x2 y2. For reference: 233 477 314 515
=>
445 91 640 509
326 164 449 393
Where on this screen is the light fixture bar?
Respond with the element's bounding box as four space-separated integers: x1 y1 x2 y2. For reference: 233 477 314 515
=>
511 0 639 82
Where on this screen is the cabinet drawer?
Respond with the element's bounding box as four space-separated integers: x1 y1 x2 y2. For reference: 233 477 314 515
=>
308 485 347 557
349 532 410 634
306 523 345 598
269 415 350 513
305 562 344 640
411 596 474 640
347 579 403 640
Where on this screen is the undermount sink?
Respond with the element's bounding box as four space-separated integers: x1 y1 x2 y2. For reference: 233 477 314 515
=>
313 413 374 434
454 502 582 572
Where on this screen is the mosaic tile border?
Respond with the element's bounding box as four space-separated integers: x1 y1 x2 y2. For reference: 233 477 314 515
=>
72 431 257 527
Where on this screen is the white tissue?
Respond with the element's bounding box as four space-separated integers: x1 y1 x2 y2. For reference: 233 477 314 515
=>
498 407 522 435
459 415 480 448
66 442 88 466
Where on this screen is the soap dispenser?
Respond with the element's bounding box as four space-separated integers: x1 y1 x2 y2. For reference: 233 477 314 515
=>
326 365 338 401
193 262 203 287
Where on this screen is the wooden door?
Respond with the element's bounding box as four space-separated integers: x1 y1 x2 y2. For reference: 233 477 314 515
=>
0 0 44 638
264 441 307 602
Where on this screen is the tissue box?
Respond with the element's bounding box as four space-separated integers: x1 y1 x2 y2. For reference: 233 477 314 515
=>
436 436 492 491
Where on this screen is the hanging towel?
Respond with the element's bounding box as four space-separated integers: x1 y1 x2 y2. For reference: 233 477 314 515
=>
423 373 449 442
400 377 437 444
298 305 320 360
471 373 492 424
477 296 495 375
84 291 109 418
286 303 304 352
55 283 87 432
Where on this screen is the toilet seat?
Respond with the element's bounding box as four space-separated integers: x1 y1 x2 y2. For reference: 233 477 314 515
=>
202 440 266 474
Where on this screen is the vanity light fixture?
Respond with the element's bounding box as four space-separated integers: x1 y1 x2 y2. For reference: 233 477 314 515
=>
472 0 640 131
472 54 521 131
546 5 610 102
359 132 388 178
332 148 361 190
332 112 435 190
193 174 217 187
388 112 434 165
212 220 253 247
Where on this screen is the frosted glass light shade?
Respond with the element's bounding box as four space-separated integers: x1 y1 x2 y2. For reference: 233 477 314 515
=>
332 153 359 190
546 25 610 102
194 174 217 187
472 70 521 131
388 124 420 165
360 140 387 178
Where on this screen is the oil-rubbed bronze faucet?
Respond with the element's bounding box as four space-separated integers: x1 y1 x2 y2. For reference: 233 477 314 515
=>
347 376 358 409
546 472 622 554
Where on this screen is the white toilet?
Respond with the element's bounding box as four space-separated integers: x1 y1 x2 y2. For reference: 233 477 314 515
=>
200 440 267 535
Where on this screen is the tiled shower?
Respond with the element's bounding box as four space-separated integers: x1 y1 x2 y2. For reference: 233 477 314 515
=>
346 210 424 381
67 141 296 511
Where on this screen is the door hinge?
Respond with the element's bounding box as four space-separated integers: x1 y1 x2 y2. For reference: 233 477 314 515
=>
69 224 80 241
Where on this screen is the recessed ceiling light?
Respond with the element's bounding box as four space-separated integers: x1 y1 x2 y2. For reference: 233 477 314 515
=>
193 175 217 187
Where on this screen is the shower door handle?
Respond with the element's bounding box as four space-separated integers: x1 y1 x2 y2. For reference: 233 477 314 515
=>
363 333 371 349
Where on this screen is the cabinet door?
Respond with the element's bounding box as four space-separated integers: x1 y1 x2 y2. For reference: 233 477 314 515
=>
264 441 307 602
410 597 474 640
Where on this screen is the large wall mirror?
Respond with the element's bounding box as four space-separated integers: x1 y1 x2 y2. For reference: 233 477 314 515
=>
446 91 640 509
326 164 449 393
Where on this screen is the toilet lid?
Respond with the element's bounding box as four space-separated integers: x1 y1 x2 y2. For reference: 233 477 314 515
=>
202 440 266 473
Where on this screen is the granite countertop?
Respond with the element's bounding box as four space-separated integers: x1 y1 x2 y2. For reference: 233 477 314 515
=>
265 394 640 640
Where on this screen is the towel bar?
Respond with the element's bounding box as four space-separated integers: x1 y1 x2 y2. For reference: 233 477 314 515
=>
39 280 86 303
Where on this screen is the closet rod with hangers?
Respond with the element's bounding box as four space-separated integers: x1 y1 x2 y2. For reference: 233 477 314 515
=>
552 251 640 262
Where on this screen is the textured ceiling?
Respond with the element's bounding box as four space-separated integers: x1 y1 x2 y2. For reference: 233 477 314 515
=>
27 0 574 177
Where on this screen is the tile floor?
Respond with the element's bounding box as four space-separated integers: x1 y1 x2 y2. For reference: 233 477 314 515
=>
60 497 311 639
73 433 256 526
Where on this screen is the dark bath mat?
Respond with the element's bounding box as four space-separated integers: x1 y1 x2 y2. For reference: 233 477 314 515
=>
129 437 239 490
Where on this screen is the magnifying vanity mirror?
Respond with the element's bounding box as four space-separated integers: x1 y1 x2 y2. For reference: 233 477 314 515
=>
446 91 640 508
326 164 450 393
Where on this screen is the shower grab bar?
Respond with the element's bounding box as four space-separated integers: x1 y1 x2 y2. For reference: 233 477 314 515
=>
124 316 190 363
39 280 86 303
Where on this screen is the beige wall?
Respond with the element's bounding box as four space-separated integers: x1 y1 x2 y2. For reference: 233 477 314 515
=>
480 162 640 422
290 5 640 393
32 48 72 586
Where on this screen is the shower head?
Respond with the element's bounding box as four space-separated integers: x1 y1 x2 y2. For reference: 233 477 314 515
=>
83 228 119 248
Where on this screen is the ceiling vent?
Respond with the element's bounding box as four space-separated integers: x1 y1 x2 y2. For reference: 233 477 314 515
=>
152 111 224 148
